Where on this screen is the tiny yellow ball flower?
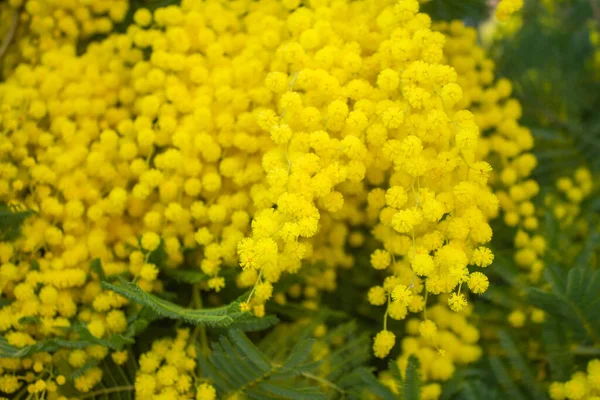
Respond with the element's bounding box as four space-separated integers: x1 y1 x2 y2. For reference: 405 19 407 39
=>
141 232 161 252
508 310 526 328
391 284 412 307
373 330 395 358
139 263 159 281
196 383 216 400
368 286 387 306
448 293 467 312
467 272 489 294
370 249 391 270
419 320 437 340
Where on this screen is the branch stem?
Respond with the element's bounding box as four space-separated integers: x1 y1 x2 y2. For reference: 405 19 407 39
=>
80 385 135 399
0 10 18 60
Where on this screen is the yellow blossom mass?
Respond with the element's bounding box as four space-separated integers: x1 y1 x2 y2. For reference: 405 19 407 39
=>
3 0 591 398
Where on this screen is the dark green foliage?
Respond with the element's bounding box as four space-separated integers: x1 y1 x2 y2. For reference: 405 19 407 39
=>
403 356 421 400
0 202 32 241
421 0 489 24
528 266 600 343
441 366 503 400
492 0 600 178
198 324 402 400
198 329 328 399
497 331 548 399
338 367 397 400
542 317 575 382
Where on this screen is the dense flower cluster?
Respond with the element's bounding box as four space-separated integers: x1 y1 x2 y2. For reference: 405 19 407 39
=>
379 300 481 399
0 0 128 77
513 167 592 282
134 329 216 400
436 20 542 272
549 359 600 400
0 0 542 397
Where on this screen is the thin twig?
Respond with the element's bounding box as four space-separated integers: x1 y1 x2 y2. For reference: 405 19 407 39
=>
79 385 135 399
573 346 600 356
299 371 345 394
0 10 19 60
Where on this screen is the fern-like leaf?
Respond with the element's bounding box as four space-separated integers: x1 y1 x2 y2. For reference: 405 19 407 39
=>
542 317 574 382
528 265 600 343
403 355 421 400
198 329 329 399
337 367 397 400
102 277 277 329
488 356 528 400
497 330 548 400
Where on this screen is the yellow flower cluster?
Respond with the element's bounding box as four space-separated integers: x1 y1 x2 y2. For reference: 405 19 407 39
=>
0 0 128 76
549 168 593 226
0 352 66 397
549 359 600 400
0 0 515 394
362 14 505 358
379 301 481 399
440 21 538 228
514 167 592 281
0 0 275 393
436 20 546 287
496 0 524 21
135 329 215 400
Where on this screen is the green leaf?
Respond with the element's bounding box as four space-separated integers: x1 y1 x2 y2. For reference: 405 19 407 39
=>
71 322 135 351
258 382 326 400
226 313 279 332
0 336 87 358
102 277 271 328
497 330 548 400
488 356 528 400
165 268 208 284
573 228 600 270
488 249 523 288
421 0 489 23
340 367 397 400
389 359 403 388
542 317 574 382
228 329 271 372
147 239 168 268
18 316 40 325
283 338 315 370
0 202 33 241
90 258 105 280
199 329 329 399
403 355 421 400
528 265 600 343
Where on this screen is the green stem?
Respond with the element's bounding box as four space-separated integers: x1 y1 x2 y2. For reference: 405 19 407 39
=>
246 268 263 303
573 346 600 356
0 10 18 60
79 385 135 399
190 285 209 356
383 294 390 331
299 371 345 394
